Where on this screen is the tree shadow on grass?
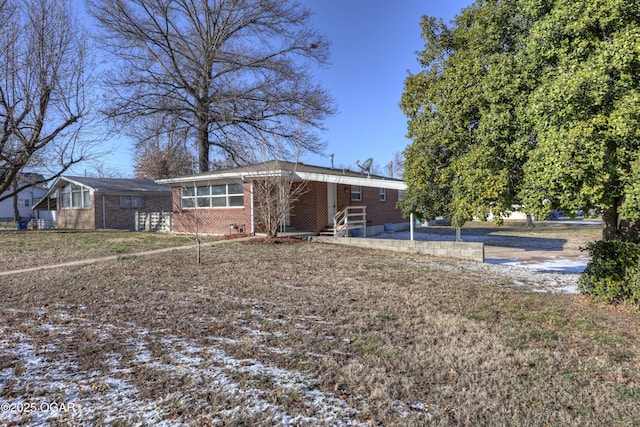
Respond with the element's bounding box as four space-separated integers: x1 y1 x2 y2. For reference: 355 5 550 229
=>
395 229 570 252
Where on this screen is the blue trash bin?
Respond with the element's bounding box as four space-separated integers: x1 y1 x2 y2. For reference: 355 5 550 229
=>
349 228 363 237
16 220 28 230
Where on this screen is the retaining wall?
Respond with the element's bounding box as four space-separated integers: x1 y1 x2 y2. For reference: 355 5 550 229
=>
312 236 484 262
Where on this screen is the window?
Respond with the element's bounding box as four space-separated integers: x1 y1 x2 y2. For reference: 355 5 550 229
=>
181 182 244 208
398 190 405 201
351 185 362 201
60 183 91 208
121 195 144 208
18 199 30 207
379 188 387 202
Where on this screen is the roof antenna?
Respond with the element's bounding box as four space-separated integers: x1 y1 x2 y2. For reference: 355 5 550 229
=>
355 157 373 177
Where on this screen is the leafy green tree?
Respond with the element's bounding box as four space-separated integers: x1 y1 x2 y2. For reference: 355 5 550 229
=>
400 0 533 226
520 0 640 240
401 0 640 240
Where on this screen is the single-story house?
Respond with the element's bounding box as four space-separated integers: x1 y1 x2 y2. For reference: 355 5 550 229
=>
156 160 408 236
0 173 53 222
33 176 172 230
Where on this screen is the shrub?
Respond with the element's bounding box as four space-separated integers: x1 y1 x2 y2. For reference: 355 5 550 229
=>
578 239 640 308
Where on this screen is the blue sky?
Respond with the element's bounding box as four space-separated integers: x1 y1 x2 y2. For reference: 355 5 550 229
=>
91 1 473 177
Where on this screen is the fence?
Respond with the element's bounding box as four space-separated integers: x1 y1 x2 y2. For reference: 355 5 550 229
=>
135 212 173 232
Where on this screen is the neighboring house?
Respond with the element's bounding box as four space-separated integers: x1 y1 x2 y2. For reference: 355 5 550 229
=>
32 176 172 230
0 173 53 222
156 160 408 235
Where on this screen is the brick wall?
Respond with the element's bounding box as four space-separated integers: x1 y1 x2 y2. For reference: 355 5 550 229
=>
95 194 172 230
58 193 172 230
337 184 405 226
289 181 327 232
169 181 405 234
57 202 95 229
171 184 252 235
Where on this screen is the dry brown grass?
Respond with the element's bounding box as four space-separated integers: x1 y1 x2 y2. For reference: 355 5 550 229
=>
1 234 639 425
0 230 210 271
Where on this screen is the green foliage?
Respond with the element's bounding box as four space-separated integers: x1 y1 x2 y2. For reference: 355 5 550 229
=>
401 0 640 235
400 0 536 227
578 239 640 308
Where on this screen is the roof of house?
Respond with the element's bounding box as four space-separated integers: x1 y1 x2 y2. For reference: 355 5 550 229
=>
61 176 171 193
32 176 171 210
156 160 407 190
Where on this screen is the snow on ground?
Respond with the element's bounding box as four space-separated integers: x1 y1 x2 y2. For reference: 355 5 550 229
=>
0 233 592 425
377 231 589 294
0 315 367 426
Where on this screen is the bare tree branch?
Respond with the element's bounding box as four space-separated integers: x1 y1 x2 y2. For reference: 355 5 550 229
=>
88 0 335 172
132 115 194 179
0 0 94 202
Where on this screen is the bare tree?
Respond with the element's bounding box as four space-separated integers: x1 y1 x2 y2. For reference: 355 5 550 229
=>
87 0 335 172
174 206 209 265
391 151 405 179
252 161 308 238
132 115 194 179
0 0 93 201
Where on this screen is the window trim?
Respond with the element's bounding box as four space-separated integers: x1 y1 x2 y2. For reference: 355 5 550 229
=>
379 188 387 202
350 185 362 202
181 182 244 209
60 183 91 209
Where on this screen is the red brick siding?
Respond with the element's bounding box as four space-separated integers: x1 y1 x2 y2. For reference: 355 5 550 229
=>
170 181 405 234
338 185 405 226
171 183 252 234
293 183 405 231
289 182 327 232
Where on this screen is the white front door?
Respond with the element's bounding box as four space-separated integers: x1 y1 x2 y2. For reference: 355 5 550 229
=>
327 182 337 224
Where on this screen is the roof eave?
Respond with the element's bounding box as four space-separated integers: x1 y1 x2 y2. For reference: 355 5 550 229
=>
158 170 406 190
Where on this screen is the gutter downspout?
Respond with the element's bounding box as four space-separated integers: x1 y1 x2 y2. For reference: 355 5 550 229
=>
250 181 255 235
102 194 106 229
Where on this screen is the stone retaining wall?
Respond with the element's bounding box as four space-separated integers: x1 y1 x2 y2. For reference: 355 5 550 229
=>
312 236 484 262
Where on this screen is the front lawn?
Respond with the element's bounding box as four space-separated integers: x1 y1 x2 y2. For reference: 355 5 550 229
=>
0 230 210 271
0 239 638 425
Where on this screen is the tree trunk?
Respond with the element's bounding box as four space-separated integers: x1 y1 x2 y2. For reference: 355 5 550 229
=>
602 205 619 240
197 115 209 173
12 192 20 222
526 214 535 229
602 199 640 242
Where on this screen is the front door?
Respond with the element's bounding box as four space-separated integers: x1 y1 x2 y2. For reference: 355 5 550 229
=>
327 182 337 225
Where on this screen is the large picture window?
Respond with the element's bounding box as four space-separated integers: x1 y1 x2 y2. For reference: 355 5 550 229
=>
60 183 91 208
181 182 244 208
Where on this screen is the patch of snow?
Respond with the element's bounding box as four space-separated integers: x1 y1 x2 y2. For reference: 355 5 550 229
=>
0 319 368 426
378 231 589 294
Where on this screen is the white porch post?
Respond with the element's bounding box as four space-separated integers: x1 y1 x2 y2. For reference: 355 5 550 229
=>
410 213 414 241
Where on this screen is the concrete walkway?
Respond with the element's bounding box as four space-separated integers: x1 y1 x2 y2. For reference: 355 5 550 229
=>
0 236 257 277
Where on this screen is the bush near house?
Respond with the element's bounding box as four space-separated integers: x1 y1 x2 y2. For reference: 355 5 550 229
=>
579 239 640 309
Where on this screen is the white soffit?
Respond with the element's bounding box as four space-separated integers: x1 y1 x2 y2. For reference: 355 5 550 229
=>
158 170 406 190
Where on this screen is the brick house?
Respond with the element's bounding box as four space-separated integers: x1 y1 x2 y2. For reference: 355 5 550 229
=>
156 160 408 236
32 176 172 230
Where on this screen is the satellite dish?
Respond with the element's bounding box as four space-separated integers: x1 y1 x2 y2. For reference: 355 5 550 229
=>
356 158 373 176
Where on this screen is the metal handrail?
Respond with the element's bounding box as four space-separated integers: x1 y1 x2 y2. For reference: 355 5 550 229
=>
333 206 366 237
